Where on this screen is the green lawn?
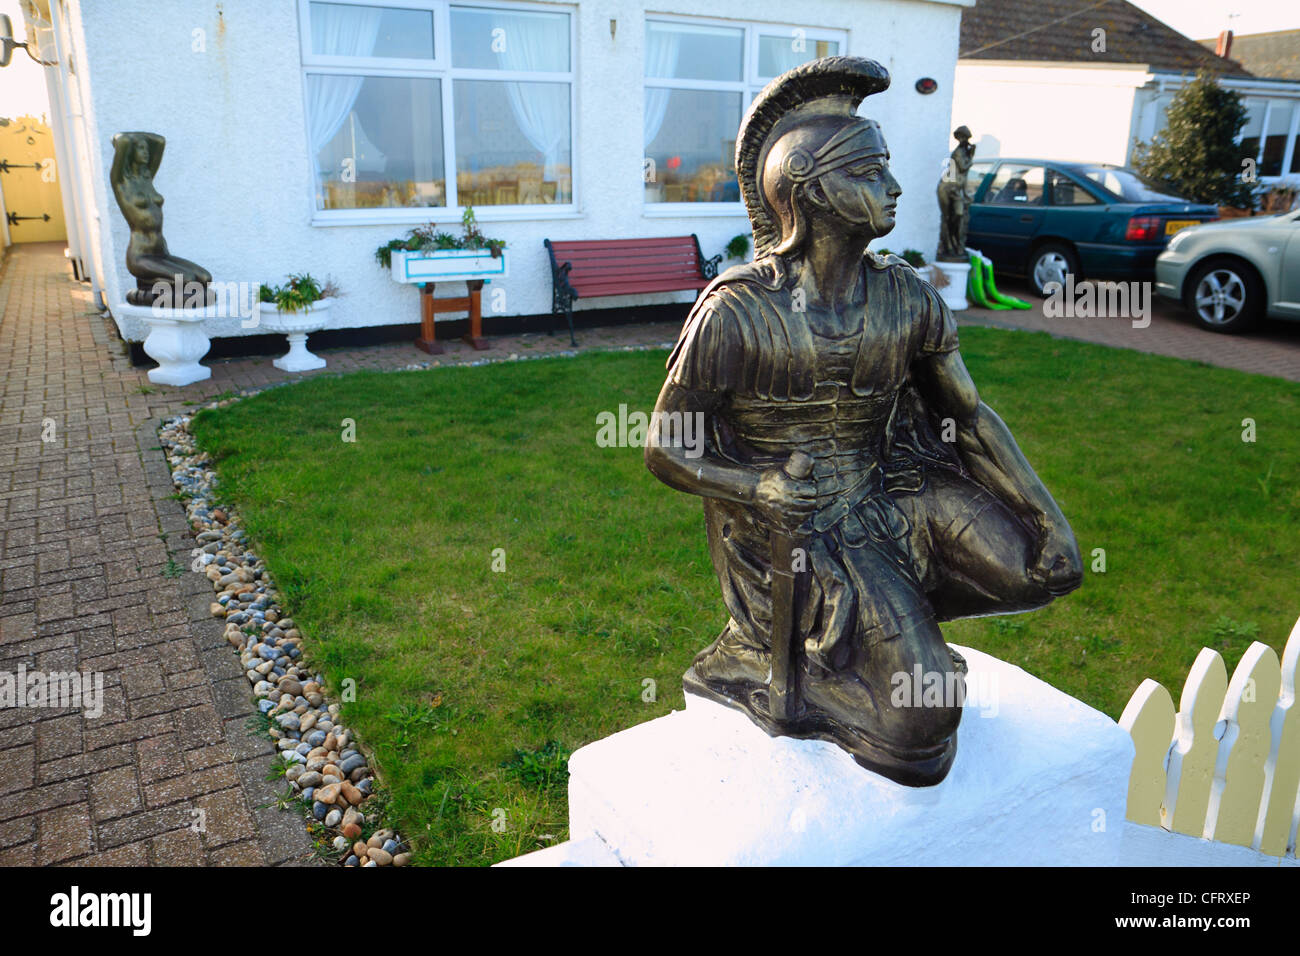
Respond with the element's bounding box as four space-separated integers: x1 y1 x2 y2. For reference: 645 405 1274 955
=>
190 326 1299 865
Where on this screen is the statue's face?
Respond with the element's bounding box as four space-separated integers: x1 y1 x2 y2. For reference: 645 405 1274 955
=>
814 125 901 237
132 141 149 166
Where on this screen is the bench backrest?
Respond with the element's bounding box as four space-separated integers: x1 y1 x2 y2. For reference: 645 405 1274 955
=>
546 236 709 291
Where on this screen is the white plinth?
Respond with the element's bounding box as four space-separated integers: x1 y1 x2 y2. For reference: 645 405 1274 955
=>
563 645 1133 866
118 303 212 386
932 260 971 312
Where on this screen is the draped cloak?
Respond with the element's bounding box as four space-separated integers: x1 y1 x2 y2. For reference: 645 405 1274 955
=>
665 253 970 669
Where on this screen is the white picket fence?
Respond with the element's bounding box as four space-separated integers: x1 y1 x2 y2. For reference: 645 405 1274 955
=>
1120 614 1300 858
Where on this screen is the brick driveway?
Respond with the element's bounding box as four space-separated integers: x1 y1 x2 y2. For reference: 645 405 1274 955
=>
1 242 1296 867
959 276 1300 382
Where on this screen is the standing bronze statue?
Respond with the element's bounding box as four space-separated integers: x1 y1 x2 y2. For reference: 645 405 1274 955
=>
645 59 1080 787
110 131 212 306
936 125 975 262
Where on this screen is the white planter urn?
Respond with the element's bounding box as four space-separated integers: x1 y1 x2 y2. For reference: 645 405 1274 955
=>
259 300 333 372
931 260 971 312
117 302 212 386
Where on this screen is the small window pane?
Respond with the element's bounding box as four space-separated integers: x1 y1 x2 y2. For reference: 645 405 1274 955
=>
310 3 435 59
757 34 839 78
985 165 1046 205
967 160 994 196
1049 171 1098 205
646 21 743 82
454 79 572 205
308 75 445 210
644 89 742 203
451 7 570 72
1261 103 1294 177
1239 101 1266 161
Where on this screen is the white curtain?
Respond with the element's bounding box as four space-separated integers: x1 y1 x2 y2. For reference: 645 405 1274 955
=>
644 25 681 149
759 36 812 79
306 4 383 172
493 12 571 180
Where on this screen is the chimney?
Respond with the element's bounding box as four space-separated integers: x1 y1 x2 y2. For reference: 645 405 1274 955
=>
1215 30 1234 58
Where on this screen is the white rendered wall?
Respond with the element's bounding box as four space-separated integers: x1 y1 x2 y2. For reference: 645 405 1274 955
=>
63 0 968 337
952 61 1150 167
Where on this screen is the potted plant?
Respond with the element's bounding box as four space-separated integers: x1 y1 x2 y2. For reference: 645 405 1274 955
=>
724 234 751 264
377 206 509 285
258 273 339 372
871 248 926 273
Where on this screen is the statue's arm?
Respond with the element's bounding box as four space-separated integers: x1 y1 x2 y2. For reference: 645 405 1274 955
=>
109 135 129 201
142 132 165 176
644 381 815 528
914 349 1081 591
645 382 757 504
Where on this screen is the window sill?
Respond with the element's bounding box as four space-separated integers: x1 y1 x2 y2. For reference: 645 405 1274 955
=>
311 207 586 227
642 203 748 218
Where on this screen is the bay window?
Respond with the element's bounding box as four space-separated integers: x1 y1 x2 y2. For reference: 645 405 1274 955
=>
300 0 574 219
644 16 845 210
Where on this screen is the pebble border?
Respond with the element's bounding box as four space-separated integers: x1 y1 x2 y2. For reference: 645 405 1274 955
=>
159 410 410 867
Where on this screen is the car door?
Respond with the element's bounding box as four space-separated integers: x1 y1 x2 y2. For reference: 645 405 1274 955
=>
1044 169 1111 274
1277 214 1300 317
968 163 1047 271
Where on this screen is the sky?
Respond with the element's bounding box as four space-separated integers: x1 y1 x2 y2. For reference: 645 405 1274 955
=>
0 0 1297 123
1123 0 1296 39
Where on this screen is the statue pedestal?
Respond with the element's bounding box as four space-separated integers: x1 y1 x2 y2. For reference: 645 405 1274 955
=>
932 260 971 312
551 646 1132 866
118 303 212 386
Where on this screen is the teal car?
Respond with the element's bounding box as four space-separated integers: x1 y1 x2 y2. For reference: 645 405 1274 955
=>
966 159 1218 296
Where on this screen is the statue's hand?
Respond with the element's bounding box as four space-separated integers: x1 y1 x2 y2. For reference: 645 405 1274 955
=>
1028 522 1082 596
755 465 817 532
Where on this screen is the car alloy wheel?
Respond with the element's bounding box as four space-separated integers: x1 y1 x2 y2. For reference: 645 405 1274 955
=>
1193 267 1246 326
1029 244 1077 297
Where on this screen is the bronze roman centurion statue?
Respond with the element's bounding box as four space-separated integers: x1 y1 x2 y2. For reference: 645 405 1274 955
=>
645 58 1081 787
110 131 213 306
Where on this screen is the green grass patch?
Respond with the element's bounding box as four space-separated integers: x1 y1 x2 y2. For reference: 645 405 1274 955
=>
189 328 1299 864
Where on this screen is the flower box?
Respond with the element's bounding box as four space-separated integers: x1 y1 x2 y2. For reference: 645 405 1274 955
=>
390 248 508 285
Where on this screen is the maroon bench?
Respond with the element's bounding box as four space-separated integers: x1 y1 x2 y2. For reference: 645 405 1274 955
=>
544 235 721 345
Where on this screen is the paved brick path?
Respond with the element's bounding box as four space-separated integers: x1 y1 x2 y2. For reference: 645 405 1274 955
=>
1 242 1295 867
959 277 1300 382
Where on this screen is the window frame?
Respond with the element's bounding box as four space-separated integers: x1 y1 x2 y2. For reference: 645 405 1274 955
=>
299 0 580 225
642 13 848 218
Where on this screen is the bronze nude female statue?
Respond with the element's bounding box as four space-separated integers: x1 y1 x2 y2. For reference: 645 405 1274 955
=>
110 131 212 306
937 125 975 261
645 59 1080 787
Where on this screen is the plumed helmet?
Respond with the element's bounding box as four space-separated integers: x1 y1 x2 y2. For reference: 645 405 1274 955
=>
735 56 891 259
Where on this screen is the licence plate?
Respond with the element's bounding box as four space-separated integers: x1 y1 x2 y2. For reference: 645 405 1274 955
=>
1165 219 1198 236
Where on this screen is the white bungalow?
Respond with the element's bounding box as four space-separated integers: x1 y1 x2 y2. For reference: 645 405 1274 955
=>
18 0 972 348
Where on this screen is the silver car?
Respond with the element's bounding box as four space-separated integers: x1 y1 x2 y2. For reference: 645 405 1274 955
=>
1155 208 1300 333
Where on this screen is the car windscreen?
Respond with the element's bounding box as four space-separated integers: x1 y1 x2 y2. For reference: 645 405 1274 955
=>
1077 166 1185 202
